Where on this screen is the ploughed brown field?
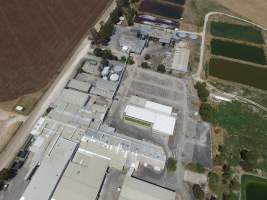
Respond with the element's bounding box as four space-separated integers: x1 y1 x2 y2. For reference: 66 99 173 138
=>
0 0 109 101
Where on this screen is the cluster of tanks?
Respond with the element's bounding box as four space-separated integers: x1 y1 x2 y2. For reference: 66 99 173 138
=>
101 64 123 82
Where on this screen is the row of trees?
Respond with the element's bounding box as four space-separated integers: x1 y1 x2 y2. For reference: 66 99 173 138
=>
0 168 17 191
91 0 136 45
93 48 118 60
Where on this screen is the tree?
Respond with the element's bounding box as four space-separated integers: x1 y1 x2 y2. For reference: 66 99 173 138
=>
126 7 135 26
127 56 135 65
144 54 151 60
166 158 177 172
94 47 103 57
157 64 166 73
194 81 210 102
0 169 10 181
0 181 4 191
192 184 205 200
240 150 260 171
121 56 127 62
141 62 150 69
117 0 129 8
199 103 213 121
208 172 220 192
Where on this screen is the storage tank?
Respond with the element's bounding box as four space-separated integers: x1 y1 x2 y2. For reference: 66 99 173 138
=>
110 73 119 82
101 67 110 76
114 65 123 73
178 32 187 38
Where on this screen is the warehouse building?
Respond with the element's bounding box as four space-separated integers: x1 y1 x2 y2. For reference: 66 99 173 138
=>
171 43 190 73
119 176 176 200
123 96 177 136
20 138 77 200
67 79 92 93
51 151 109 200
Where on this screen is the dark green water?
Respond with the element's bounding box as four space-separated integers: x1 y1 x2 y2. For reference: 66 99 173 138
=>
246 182 267 200
209 58 267 90
139 0 183 19
211 39 266 65
210 22 264 44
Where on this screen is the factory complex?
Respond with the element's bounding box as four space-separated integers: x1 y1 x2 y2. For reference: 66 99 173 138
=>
19 50 176 200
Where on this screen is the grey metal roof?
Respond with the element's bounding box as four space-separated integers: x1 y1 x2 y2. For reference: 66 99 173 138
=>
119 176 176 200
67 79 91 93
81 128 166 171
52 152 109 200
95 79 118 92
21 138 77 200
60 89 89 106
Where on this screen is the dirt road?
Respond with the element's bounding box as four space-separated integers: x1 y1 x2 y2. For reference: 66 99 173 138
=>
0 38 91 170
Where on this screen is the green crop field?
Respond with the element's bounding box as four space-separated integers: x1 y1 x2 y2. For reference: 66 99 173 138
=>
210 22 264 44
211 39 266 65
207 102 267 172
241 175 267 200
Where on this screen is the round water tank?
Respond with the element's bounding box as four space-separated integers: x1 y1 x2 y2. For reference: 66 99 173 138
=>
178 32 187 38
101 67 110 76
110 73 119 82
114 65 123 73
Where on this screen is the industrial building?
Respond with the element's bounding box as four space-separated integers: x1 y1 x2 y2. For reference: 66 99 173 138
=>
20 138 77 200
67 79 92 93
80 128 166 171
119 176 176 200
51 151 109 200
171 42 190 72
123 96 177 136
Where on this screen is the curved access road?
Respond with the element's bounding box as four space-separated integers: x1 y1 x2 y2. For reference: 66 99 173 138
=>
196 11 267 80
195 11 267 113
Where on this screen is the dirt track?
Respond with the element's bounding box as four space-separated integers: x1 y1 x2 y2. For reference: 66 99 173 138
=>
0 0 110 101
216 0 267 28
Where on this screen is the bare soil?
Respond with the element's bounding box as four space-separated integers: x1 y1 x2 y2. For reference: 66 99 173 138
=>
0 0 110 101
215 0 267 28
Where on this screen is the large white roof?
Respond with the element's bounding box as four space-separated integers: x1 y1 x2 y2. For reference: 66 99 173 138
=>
145 101 172 115
153 114 176 136
172 46 190 72
125 105 155 123
124 105 176 136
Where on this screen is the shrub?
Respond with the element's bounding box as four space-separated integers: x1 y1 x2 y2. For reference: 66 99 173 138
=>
208 172 220 191
157 64 166 73
199 103 213 121
192 184 205 200
166 158 177 172
186 162 205 173
141 62 150 69
144 54 151 60
121 56 127 62
127 56 135 65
